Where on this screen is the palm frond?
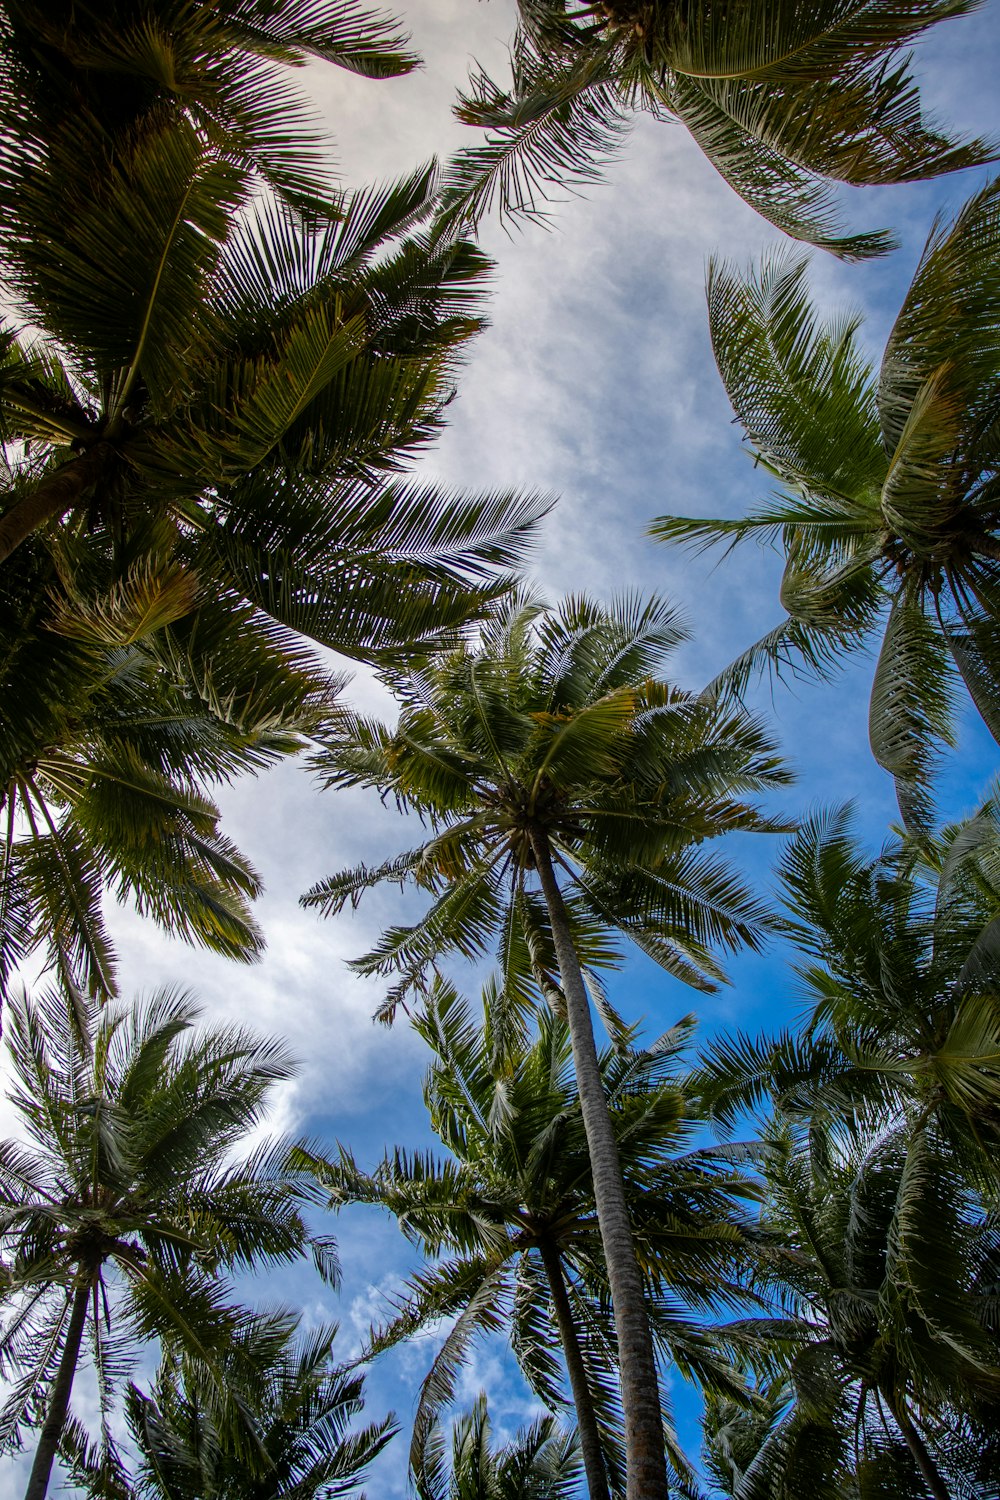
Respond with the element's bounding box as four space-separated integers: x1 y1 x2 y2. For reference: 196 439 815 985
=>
868 590 956 830
439 42 629 233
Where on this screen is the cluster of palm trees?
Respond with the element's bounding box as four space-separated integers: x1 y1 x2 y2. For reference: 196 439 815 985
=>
692 808 1000 1496
2 1 999 1498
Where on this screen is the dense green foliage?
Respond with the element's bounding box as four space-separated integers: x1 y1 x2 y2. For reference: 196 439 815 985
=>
0 0 544 1007
65 1316 396 1500
0 986 336 1498
0 533 343 998
692 811 1000 1497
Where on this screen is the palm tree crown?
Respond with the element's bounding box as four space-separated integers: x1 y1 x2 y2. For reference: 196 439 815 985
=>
413 1396 580 1500
304 591 788 1013
695 802 1000 1183
0 0 546 1002
0 984 337 1500
440 0 995 256
0 0 546 651
654 177 1000 826
0 149 544 652
302 590 789 1500
67 1315 397 1500
0 0 420 211
720 1119 1000 1500
0 531 344 1001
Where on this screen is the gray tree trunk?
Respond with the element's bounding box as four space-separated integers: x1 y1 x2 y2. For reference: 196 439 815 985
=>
886 1391 952 1500
538 1237 611 1500
530 830 668 1500
24 1275 92 1500
0 447 110 563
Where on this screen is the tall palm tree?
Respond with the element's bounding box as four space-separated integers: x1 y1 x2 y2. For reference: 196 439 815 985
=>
0 528 343 1000
438 0 994 256
306 979 758 1499
707 1119 1000 1500
653 177 1000 826
413 1395 581 1500
0 983 338 1500
694 803 1000 1178
63 1315 397 1500
302 591 790 1500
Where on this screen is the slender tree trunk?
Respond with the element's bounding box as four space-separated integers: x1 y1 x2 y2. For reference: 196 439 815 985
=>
538 1238 611 1500
24 1274 92 1500
885 1391 952 1500
0 446 109 564
529 830 668 1500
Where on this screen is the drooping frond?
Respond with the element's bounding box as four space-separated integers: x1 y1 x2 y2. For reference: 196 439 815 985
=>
440 0 994 250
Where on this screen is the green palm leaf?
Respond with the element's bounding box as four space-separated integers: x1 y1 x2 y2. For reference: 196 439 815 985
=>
440 0 994 251
655 187 1000 823
0 982 328 1492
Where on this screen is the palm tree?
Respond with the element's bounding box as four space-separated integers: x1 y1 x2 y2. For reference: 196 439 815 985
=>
302 591 790 1500
413 1395 581 1500
653 177 1000 826
700 1383 801 1500
0 0 545 642
694 803 1000 1177
305 979 758 1499
437 0 994 256
0 0 419 215
63 1315 397 1500
707 1119 1000 1500
0 2 548 1007
0 145 544 649
0 982 338 1500
686 804 1000 1494
0 529 344 1000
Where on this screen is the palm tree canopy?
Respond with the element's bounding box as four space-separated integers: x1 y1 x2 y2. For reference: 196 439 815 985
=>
0 0 419 210
0 0 431 552
694 802 1000 1181
0 140 546 654
0 25 549 989
303 591 791 1020
0 984 337 1469
438 0 996 257
686 807 1000 1494
709 1119 1000 1500
0 0 547 650
64 1315 397 1500
0 524 346 999
653 177 1000 827
302 979 761 1482
413 1396 581 1500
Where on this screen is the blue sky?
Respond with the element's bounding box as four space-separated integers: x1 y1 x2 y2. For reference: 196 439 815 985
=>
4 2 1000 1494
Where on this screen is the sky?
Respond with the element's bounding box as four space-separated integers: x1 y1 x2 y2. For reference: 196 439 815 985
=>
4 2 1000 1494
